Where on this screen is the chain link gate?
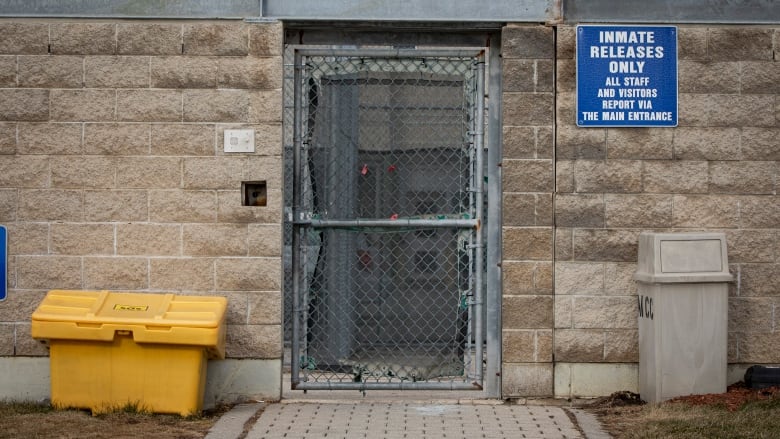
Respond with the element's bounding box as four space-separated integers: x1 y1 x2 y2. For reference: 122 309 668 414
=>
284 47 486 391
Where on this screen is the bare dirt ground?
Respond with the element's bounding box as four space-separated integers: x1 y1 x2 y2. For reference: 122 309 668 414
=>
585 384 780 439
667 383 780 411
0 402 228 439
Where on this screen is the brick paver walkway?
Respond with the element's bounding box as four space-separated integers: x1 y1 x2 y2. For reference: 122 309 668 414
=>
246 402 583 439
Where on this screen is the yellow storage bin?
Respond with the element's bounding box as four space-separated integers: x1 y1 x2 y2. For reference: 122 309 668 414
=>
31 290 227 416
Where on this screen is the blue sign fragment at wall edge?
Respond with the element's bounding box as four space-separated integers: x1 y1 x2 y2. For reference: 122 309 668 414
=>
0 225 6 301
576 25 678 127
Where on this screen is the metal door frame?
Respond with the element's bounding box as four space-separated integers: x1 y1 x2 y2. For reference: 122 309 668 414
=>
283 37 502 396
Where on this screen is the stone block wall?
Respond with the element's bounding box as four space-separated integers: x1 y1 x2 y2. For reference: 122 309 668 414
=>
554 24 779 393
0 18 776 401
501 25 556 397
0 20 284 363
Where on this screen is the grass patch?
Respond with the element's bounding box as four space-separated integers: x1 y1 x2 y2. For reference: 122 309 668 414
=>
740 394 780 411
590 388 780 439
88 400 152 417
0 400 226 439
0 400 53 416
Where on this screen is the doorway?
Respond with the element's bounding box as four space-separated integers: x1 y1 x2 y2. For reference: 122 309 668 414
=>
283 40 498 393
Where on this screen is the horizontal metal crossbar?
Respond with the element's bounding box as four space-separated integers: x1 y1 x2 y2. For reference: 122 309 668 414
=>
292 381 483 391
265 0 557 22
295 47 485 59
296 218 479 229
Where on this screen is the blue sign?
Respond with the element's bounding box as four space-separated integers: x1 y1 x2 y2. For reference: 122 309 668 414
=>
576 25 678 127
0 225 5 301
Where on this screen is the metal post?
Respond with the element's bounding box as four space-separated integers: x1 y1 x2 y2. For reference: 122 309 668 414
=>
465 87 476 380
485 33 503 398
289 51 304 384
473 55 486 386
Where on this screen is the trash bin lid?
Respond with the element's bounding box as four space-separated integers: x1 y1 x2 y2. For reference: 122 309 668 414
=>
634 232 734 283
32 290 227 356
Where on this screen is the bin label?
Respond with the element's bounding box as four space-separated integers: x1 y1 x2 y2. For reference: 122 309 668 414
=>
638 295 653 320
0 225 6 301
114 304 148 311
576 25 678 127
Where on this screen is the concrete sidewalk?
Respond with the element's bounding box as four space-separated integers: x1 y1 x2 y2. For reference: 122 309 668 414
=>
207 400 610 439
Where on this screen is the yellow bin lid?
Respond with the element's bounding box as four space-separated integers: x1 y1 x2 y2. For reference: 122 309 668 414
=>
32 290 227 359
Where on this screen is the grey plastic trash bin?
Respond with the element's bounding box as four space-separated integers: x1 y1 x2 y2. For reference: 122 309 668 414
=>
634 232 733 404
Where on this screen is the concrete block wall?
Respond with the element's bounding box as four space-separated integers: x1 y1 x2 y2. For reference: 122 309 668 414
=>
500 25 556 397
0 18 776 402
0 20 284 400
553 25 779 397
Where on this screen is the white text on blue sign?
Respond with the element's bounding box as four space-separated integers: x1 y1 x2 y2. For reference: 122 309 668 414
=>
576 26 678 127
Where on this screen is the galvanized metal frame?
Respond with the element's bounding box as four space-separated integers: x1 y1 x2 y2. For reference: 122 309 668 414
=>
282 26 499 52
286 45 491 392
289 47 304 381
287 47 486 59
484 32 503 399
563 0 780 24
299 219 480 229
0 0 264 18
265 0 558 22
2 0 778 23
472 57 486 389
0 0 558 22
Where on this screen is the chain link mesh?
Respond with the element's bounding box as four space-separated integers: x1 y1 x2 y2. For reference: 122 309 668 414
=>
284 50 484 387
